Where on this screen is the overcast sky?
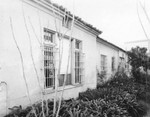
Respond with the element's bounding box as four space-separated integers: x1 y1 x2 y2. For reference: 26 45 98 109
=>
53 0 150 50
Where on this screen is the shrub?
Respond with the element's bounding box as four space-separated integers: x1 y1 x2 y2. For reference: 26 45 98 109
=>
5 71 149 117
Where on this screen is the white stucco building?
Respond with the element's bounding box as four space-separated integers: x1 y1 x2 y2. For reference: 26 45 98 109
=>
96 37 128 83
0 0 128 116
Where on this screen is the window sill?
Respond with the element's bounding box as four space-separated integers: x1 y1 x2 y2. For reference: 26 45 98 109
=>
43 84 83 95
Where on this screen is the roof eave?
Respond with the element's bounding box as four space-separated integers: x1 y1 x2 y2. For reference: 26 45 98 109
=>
97 37 126 53
29 0 102 36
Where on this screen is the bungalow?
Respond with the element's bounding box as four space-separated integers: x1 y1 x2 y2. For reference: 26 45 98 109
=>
0 0 128 116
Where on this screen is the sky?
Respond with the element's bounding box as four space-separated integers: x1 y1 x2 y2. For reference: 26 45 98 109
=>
53 0 150 50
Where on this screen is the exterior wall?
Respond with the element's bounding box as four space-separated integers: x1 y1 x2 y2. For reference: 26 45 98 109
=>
0 0 97 116
73 26 97 90
118 50 130 75
96 41 119 81
96 39 129 83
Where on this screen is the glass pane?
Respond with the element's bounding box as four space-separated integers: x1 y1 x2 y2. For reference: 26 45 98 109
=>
44 46 55 88
58 74 72 86
44 30 53 43
75 40 80 49
101 55 106 71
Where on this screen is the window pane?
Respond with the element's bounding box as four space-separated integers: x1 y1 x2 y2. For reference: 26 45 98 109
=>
75 40 83 84
44 29 54 43
101 55 107 77
44 68 55 88
112 57 115 71
75 52 82 83
58 74 72 86
75 40 81 49
44 33 55 88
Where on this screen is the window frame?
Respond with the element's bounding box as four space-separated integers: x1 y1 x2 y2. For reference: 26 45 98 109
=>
100 54 107 77
74 39 84 84
112 57 115 72
43 28 56 89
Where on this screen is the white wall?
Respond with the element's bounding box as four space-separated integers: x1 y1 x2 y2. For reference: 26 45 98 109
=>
72 26 97 90
96 40 129 82
96 42 119 80
0 0 97 115
0 0 43 115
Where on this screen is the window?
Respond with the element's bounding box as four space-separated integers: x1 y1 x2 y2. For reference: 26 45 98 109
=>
58 74 72 86
75 40 81 49
75 39 84 84
62 15 72 29
44 28 55 88
119 57 125 71
119 57 124 66
57 38 72 87
112 57 115 71
44 28 54 43
101 55 107 77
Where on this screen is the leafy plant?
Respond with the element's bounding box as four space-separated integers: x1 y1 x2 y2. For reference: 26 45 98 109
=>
5 70 150 117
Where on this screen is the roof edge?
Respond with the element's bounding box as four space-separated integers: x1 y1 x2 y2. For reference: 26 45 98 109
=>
97 37 126 53
42 0 102 35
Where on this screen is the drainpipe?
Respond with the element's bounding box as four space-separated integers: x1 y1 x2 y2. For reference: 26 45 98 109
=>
0 81 8 115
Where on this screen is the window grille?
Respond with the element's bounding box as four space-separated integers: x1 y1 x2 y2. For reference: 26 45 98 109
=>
112 57 115 71
44 28 54 43
74 40 84 84
101 55 107 77
75 40 81 49
43 28 55 88
119 57 125 71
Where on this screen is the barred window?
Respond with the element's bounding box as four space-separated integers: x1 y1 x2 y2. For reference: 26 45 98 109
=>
75 40 84 84
112 57 115 71
44 28 54 43
101 55 107 76
43 28 55 88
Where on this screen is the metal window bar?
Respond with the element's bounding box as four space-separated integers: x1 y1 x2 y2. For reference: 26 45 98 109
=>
112 57 115 71
44 46 55 88
79 52 85 84
43 28 58 89
75 51 85 84
101 55 107 77
44 29 54 43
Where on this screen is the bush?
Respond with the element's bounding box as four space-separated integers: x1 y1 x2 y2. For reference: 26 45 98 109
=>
5 71 149 117
79 71 148 117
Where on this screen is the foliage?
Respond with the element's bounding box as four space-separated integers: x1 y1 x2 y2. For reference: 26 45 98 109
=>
80 71 149 117
127 46 150 70
127 46 150 82
5 71 150 117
